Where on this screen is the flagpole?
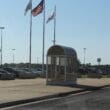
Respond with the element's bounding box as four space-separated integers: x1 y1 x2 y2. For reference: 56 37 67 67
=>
29 0 32 71
53 6 56 45
42 0 45 74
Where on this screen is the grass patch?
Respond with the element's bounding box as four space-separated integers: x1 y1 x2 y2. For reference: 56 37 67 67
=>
101 75 108 78
81 75 88 78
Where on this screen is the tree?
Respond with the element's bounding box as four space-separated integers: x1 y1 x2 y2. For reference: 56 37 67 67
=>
97 58 101 65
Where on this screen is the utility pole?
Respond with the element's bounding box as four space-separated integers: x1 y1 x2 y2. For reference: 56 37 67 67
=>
0 27 5 67
83 48 86 66
12 49 16 64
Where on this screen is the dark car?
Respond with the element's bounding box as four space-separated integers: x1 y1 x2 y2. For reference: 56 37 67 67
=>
0 69 15 80
3 67 20 78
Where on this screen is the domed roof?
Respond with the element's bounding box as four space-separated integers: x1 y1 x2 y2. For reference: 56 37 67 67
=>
47 45 77 57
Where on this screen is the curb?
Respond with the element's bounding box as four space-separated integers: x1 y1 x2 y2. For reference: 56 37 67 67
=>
0 85 110 108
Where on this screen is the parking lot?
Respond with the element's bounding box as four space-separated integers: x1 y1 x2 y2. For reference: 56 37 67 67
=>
0 78 110 105
0 68 44 80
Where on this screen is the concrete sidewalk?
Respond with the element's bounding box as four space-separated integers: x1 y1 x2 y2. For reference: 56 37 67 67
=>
0 78 110 106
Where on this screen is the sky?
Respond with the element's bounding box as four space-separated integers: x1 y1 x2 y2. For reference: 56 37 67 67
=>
0 0 110 65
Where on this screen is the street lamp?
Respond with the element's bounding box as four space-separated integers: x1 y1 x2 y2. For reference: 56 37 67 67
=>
37 57 39 64
0 27 5 67
12 49 16 64
83 48 86 66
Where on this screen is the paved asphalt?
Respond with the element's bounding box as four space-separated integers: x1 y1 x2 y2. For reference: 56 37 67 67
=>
4 87 110 110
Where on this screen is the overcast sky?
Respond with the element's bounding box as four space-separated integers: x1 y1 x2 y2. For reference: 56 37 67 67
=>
0 0 110 65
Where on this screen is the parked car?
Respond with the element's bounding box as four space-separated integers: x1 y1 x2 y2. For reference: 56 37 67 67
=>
36 68 46 78
3 67 20 78
23 68 46 78
23 68 39 78
4 67 37 79
0 69 15 80
15 68 38 79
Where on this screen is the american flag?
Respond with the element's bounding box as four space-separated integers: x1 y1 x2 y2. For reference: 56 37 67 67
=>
32 0 44 17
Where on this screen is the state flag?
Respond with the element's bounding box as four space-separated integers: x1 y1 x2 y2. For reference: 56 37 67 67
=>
24 0 32 15
46 11 55 23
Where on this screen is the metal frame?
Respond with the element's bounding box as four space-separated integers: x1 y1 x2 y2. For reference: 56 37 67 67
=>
46 45 77 85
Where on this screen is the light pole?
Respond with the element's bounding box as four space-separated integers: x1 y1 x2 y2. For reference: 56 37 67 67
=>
83 48 86 66
37 57 39 64
12 49 16 64
0 27 5 67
